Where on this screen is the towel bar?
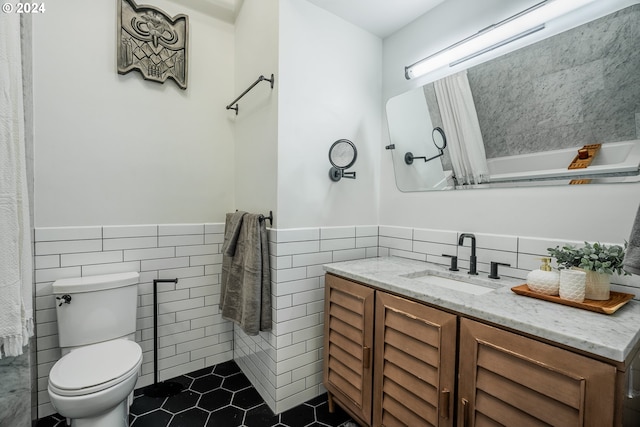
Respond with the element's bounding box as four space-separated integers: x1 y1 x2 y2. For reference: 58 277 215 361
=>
226 74 275 115
259 211 273 226
235 210 273 226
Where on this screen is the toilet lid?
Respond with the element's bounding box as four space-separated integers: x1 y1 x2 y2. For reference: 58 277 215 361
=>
49 339 142 395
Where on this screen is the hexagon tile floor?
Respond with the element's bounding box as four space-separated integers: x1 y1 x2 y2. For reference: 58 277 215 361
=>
35 360 355 427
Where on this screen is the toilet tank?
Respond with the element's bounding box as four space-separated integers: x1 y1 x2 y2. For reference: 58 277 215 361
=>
52 272 140 348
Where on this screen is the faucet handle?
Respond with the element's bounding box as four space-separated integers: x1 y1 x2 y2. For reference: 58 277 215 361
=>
489 261 511 279
442 254 459 271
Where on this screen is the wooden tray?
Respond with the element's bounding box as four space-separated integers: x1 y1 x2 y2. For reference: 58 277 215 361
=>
568 143 601 169
511 284 634 315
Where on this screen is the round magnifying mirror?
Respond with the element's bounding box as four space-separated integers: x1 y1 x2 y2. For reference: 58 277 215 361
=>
328 139 357 169
432 127 447 150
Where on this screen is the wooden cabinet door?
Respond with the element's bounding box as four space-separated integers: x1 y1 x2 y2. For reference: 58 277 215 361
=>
324 274 375 425
374 292 457 427
458 318 616 427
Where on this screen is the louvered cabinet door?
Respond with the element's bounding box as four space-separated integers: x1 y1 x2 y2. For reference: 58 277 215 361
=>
324 274 375 426
373 292 457 427
458 318 616 427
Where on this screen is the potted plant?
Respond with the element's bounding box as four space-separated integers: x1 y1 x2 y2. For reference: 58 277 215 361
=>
547 241 629 300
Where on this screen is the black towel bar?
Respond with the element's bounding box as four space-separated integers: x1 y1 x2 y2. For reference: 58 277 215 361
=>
259 210 273 226
235 209 273 226
226 74 275 115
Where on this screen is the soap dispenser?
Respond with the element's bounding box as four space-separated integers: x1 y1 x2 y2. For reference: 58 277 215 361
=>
527 257 560 295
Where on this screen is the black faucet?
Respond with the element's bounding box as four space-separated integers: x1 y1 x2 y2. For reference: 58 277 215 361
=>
458 233 478 275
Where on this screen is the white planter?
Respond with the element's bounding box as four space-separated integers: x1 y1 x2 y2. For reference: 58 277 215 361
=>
559 269 586 303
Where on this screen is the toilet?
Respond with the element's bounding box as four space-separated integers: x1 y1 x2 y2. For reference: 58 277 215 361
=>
48 272 143 427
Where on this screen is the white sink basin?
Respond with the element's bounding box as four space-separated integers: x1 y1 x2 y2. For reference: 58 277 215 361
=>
401 271 499 295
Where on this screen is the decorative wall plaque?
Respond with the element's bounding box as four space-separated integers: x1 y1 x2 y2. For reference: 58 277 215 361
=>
117 0 188 89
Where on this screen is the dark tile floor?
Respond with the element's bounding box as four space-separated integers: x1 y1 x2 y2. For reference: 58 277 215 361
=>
36 360 355 427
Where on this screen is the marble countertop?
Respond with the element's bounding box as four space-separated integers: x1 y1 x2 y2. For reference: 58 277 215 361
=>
324 256 640 363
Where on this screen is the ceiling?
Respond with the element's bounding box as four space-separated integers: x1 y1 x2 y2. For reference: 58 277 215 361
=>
175 0 243 23
306 0 445 38
181 0 445 39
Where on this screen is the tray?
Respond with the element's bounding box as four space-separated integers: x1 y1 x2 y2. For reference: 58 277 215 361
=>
567 143 601 169
511 284 634 315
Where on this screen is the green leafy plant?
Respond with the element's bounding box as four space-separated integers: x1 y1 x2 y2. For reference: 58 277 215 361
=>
547 241 629 275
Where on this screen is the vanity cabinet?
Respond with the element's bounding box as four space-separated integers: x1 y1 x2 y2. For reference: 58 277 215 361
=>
458 318 616 427
324 273 619 427
323 273 375 425
374 291 457 427
324 274 456 427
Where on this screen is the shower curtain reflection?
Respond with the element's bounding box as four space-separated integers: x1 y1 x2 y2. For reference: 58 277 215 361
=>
434 70 488 185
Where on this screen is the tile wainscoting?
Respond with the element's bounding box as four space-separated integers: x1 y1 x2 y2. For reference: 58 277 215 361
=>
31 223 638 418
234 226 379 414
33 223 233 418
377 225 639 296
32 223 379 418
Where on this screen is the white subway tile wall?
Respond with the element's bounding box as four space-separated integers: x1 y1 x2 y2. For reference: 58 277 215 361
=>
234 225 380 414
377 226 639 295
33 223 231 418
33 223 639 418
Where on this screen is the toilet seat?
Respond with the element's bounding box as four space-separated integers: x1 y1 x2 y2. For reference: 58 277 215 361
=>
49 339 142 397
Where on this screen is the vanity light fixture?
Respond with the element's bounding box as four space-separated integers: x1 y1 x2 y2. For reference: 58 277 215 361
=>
405 0 597 80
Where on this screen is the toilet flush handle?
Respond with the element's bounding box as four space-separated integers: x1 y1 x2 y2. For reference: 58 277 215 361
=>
56 294 72 306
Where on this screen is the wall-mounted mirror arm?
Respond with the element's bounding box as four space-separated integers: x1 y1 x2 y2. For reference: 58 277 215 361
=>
329 168 356 181
404 150 444 165
328 139 358 182
405 127 448 165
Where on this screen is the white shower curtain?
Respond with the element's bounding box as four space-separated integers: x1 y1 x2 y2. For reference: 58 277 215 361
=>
0 13 34 358
434 70 489 185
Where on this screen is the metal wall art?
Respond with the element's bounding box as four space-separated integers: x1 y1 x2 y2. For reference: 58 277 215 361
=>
117 0 189 89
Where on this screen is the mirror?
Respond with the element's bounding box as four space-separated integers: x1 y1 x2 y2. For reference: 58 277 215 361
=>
387 4 640 191
432 128 446 150
404 127 447 165
328 139 357 181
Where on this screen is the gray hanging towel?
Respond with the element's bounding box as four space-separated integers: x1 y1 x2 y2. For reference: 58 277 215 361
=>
220 212 272 335
623 203 640 275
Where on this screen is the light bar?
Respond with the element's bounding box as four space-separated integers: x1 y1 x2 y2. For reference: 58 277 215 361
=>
405 0 597 80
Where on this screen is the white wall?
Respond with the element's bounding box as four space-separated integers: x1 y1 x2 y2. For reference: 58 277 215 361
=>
380 0 640 243
233 0 279 223
33 0 235 227
30 1 239 418
277 0 382 228
230 0 383 414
